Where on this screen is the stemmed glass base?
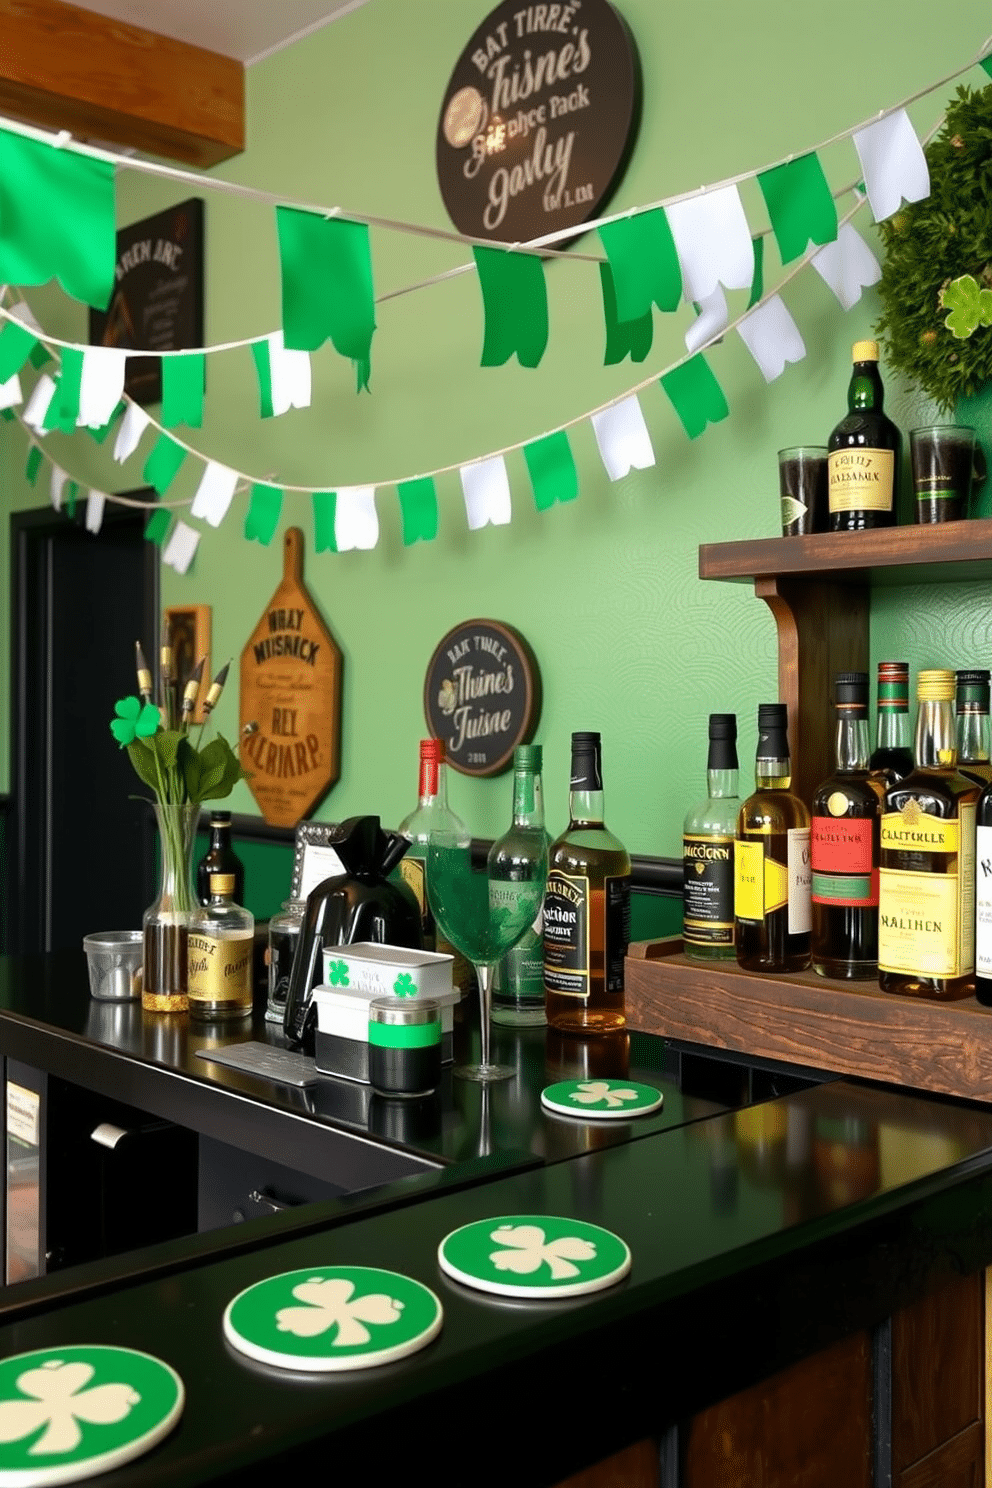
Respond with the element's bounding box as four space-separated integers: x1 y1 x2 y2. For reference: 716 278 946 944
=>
453 964 514 1082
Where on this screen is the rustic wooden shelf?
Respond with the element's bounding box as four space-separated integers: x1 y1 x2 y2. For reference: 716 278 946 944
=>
626 938 992 1104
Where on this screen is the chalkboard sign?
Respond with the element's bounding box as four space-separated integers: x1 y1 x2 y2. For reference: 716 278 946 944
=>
436 0 640 245
89 198 204 407
424 619 541 777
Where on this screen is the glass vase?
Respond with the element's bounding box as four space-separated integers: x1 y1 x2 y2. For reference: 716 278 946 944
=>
142 802 198 1014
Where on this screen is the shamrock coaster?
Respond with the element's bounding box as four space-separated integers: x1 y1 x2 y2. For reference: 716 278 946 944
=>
438 1215 631 1299
223 1265 443 1372
541 1078 664 1120
0 1345 184 1486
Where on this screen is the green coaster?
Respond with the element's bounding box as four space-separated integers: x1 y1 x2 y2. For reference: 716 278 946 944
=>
223 1265 443 1372
541 1078 664 1120
438 1216 631 1299
0 1345 183 1486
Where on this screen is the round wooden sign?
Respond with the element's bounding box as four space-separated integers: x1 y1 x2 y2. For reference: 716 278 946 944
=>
436 0 641 245
424 619 540 777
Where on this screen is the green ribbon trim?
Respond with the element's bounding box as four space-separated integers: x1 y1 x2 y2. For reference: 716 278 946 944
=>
369 1019 441 1049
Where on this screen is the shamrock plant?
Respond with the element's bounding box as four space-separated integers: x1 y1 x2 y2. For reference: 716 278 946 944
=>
941 273 992 339
488 1224 597 1281
276 1277 403 1346
0 1360 138 1456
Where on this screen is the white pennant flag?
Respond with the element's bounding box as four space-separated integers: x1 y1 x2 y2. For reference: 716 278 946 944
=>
852 108 930 223
0 373 22 410
335 485 379 550
267 331 312 415
162 520 201 575
191 462 238 528
23 372 56 432
666 185 755 302
811 223 881 310
460 456 512 529
591 396 655 481
737 295 807 382
85 490 107 534
77 346 126 428
685 286 729 354
113 402 150 463
50 465 67 511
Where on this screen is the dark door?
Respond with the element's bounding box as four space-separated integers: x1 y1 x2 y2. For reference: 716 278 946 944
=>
9 504 159 954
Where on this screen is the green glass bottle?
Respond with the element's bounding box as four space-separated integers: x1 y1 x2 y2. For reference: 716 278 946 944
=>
828 339 901 531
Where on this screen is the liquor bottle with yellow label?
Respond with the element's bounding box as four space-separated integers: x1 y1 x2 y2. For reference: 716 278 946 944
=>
878 669 979 1000
735 703 811 973
188 873 254 1021
828 340 901 531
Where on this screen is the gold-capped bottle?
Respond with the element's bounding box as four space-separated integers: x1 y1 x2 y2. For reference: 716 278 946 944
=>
735 703 811 973
828 340 901 531
188 873 254 1021
878 669 979 1000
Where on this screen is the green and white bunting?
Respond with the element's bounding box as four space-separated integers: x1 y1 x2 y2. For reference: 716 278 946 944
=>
757 152 838 264
473 245 549 368
438 1215 631 1299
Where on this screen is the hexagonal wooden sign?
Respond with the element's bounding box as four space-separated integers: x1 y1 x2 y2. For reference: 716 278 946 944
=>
239 527 342 827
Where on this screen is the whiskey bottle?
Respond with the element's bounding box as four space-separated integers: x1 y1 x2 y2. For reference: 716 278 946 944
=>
878 669 979 1000
683 713 739 961
955 669 992 786
827 340 901 531
735 703 811 973
195 811 245 907
869 661 914 784
396 738 473 994
491 745 549 1026
545 732 631 1035
974 777 992 1005
188 873 254 1021
811 673 882 979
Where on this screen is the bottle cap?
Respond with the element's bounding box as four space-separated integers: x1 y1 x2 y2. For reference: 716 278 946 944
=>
835 671 868 710
420 738 445 764
755 703 790 760
210 811 231 824
955 669 990 708
757 703 788 730
877 661 909 710
917 668 955 702
955 668 990 688
570 732 603 790
514 744 542 771
852 339 879 362
210 873 236 895
708 714 737 740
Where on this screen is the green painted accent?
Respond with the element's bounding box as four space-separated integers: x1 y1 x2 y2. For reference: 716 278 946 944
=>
276 208 375 387
397 477 438 544
0 321 37 382
757 153 838 264
660 355 730 438
599 207 681 319
473 246 549 369
599 261 653 365
142 436 186 496
161 353 206 429
368 1018 440 1048
523 431 578 510
244 485 281 545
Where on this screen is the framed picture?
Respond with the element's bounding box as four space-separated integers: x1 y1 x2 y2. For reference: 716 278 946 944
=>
164 604 211 724
291 822 344 902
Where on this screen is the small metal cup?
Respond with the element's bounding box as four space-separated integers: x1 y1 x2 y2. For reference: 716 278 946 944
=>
83 931 143 1001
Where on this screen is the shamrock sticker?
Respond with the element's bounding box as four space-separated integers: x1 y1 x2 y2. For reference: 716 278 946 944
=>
326 960 349 987
109 696 160 748
488 1224 597 1280
393 973 417 997
941 273 992 339
568 1081 639 1109
0 1359 139 1456
276 1277 403 1347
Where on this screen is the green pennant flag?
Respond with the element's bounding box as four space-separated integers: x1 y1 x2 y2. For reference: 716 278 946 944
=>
162 353 205 429
981 55 992 79
660 354 730 439
251 340 275 418
0 130 116 309
144 506 172 544
25 444 42 485
143 434 187 495
45 348 84 431
312 490 338 552
747 235 765 310
0 320 38 382
599 262 652 365
245 485 282 545
757 153 838 264
599 208 682 322
28 340 52 370
523 431 578 510
0 408 14 422
472 246 549 368
63 480 79 519
85 402 124 444
276 208 376 390
397 477 438 545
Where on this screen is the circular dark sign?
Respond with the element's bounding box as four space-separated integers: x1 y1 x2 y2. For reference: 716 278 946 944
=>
436 0 641 245
424 619 541 777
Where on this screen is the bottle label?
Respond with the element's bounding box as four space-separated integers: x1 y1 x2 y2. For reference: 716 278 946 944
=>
683 833 734 947
780 495 806 527
879 802 976 976
787 827 811 935
397 855 426 914
735 833 809 931
828 448 895 514
543 872 629 998
976 824 992 976
734 839 766 921
188 932 254 1005
881 814 957 853
811 817 877 906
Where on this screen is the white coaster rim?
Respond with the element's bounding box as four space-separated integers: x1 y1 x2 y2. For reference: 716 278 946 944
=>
222 1265 443 1373
540 1079 664 1121
0 1345 184 1488
437 1216 632 1300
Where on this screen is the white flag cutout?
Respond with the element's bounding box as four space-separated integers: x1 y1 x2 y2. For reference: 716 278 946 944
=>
591 396 655 481
50 465 67 511
113 402 150 463
335 485 379 550
666 185 755 302
811 223 881 311
77 346 126 428
0 373 22 410
737 295 807 382
191 461 238 528
852 109 930 223
266 331 312 415
23 372 55 432
162 520 201 575
460 456 512 529
685 286 729 355
85 490 106 534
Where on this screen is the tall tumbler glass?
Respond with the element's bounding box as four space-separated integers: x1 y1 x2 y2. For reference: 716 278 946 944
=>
778 446 828 535
910 425 976 524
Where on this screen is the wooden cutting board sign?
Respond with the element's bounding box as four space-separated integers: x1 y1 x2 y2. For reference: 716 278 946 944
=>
239 528 342 827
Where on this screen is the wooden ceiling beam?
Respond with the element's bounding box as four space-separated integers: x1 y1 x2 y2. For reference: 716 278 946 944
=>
0 0 244 167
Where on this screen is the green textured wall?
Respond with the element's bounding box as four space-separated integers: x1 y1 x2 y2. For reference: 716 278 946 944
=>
2 0 990 868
